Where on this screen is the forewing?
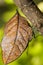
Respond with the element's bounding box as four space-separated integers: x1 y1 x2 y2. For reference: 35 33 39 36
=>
1 13 32 64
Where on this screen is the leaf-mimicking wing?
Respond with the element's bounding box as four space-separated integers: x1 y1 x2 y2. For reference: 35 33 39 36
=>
1 13 32 64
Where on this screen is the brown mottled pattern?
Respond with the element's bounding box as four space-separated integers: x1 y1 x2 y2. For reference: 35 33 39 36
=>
1 13 32 64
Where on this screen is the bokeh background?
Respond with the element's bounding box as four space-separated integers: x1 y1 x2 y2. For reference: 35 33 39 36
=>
0 0 43 65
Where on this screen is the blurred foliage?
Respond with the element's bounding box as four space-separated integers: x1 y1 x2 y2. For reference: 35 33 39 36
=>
33 0 43 13
0 0 43 65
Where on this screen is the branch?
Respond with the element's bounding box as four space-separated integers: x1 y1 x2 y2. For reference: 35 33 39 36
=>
14 0 43 35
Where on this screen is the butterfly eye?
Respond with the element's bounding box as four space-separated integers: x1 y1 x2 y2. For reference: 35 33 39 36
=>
1 12 32 64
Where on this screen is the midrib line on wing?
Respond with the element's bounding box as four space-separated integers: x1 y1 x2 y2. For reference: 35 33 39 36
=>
6 14 21 64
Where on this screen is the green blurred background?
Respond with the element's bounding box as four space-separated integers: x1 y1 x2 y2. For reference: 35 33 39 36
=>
0 0 43 65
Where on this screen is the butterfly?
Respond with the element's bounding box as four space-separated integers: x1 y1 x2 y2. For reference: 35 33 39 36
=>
1 12 32 64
